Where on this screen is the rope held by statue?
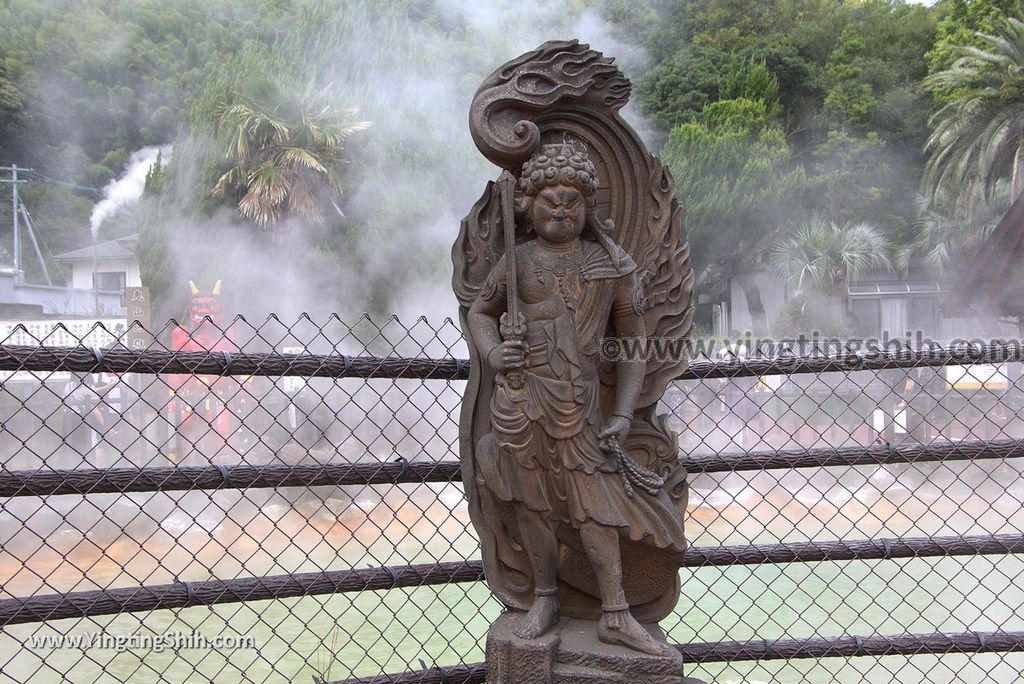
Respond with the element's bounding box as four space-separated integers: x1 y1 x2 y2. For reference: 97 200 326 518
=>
603 435 665 497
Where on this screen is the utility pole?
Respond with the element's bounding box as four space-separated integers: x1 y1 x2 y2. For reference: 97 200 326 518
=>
11 164 18 282
0 164 33 284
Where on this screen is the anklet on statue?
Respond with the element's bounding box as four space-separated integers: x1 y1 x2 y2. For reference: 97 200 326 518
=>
601 602 630 612
535 587 558 597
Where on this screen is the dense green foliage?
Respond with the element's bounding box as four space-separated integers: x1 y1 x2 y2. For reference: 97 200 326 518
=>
923 8 1024 202
661 61 803 282
0 0 1021 321
927 0 1020 72
639 0 940 258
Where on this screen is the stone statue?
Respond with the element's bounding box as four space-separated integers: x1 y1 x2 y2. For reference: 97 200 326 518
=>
452 40 700 683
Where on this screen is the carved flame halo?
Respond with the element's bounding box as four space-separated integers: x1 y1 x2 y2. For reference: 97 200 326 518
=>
452 39 695 625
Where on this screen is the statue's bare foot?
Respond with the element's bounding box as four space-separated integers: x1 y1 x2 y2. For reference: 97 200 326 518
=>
598 609 674 657
513 595 559 639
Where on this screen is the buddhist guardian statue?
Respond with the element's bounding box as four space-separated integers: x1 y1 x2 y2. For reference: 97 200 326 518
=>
452 40 702 683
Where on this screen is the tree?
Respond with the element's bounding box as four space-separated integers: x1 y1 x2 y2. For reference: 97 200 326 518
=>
212 77 370 229
824 27 878 131
662 61 805 331
926 0 1018 73
637 44 733 130
0 46 25 160
807 129 889 224
770 215 890 334
720 57 781 119
895 185 1007 274
922 7 1024 204
770 216 891 297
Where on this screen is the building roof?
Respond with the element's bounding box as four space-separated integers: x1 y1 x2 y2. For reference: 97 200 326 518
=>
943 194 1024 316
848 281 942 296
55 234 138 262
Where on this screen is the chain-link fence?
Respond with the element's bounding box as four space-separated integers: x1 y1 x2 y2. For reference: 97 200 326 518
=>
0 315 1022 683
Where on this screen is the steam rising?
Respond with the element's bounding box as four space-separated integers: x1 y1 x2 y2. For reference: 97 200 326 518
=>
89 146 170 240
153 2 645 322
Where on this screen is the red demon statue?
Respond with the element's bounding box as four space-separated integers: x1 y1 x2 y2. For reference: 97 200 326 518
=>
167 280 237 461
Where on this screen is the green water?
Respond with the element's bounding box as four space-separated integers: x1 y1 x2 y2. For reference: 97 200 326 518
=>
3 475 1024 683
5 556 1022 683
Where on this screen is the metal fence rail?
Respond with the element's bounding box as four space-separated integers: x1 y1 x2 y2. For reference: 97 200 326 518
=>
337 632 1024 684
0 315 1022 683
4 337 1022 379
1 533 1021 627
3 437 1021 498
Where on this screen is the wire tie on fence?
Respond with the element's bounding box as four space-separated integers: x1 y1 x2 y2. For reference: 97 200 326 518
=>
974 631 988 651
416 660 448 684
90 347 105 372
394 455 409 479
763 638 773 659
385 565 400 588
342 354 351 375
456 358 469 376
366 563 401 588
855 635 864 656
181 580 196 607
215 464 230 487
881 538 892 559
222 351 233 375
886 441 896 461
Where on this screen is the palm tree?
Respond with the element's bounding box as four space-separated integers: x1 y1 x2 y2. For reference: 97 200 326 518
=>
770 216 891 297
923 6 1024 205
895 187 1007 275
213 77 371 229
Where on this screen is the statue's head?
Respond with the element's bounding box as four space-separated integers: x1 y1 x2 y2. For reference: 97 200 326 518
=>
186 279 225 327
517 144 599 244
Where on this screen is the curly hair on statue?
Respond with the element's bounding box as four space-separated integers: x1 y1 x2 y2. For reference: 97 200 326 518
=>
517 144 599 199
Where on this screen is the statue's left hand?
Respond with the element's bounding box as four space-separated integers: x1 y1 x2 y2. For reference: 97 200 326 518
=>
598 416 631 449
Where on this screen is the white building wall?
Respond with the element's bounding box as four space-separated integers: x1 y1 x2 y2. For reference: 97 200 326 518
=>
0 270 123 316
126 261 141 287
70 263 91 290
729 282 746 333
69 258 139 290
728 270 788 334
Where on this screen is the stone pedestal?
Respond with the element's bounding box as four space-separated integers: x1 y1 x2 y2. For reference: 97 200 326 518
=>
485 611 709 684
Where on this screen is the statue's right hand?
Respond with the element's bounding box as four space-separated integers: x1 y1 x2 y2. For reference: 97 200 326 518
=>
487 340 527 371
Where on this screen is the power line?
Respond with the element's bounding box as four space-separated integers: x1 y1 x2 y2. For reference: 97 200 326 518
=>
0 165 34 177
20 170 104 194
0 167 104 194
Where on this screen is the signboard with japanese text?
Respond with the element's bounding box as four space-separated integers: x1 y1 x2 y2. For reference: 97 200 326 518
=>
125 286 152 351
0 317 126 383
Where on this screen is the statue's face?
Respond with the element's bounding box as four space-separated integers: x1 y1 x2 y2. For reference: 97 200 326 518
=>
188 295 224 326
529 183 586 244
